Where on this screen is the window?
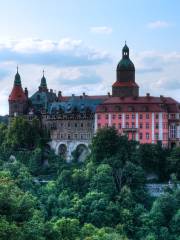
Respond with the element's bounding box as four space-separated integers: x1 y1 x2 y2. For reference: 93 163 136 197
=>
132 114 135 119
132 122 135 128
81 123 84 128
146 123 149 129
146 113 149 119
126 122 129 128
140 133 143 140
156 114 159 119
171 114 175 119
146 133 150 140
126 114 129 119
37 95 40 101
105 114 109 119
140 114 143 119
68 122 70 127
118 114 122 119
155 123 159 129
155 133 159 140
68 134 71 139
140 123 143 129
112 114 116 119
74 123 77 127
97 114 101 120
74 134 78 139
170 124 176 139
118 123 121 129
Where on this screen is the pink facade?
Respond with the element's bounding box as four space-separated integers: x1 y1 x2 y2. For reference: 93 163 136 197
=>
95 96 180 147
95 112 170 147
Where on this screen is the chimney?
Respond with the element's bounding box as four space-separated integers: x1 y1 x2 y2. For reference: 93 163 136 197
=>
58 91 62 97
146 93 150 97
24 88 28 98
108 92 111 97
83 92 86 97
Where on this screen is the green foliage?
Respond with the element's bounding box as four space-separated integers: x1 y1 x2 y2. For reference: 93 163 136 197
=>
5 117 49 150
0 125 179 239
167 147 180 179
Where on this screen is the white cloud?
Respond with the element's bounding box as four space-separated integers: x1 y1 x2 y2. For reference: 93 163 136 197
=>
147 20 171 29
90 26 112 34
0 38 111 67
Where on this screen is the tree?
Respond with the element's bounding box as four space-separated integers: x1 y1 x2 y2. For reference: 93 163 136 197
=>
91 127 120 163
167 147 180 180
0 123 7 147
5 117 49 150
89 164 116 197
53 217 80 240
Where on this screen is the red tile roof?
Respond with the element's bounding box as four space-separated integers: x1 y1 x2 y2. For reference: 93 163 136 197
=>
112 81 139 87
96 96 180 113
9 86 27 101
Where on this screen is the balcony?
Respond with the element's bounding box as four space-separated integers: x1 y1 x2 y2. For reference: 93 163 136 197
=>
122 127 138 132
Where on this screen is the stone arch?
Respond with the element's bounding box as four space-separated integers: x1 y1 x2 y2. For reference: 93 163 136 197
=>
75 144 89 162
58 144 67 159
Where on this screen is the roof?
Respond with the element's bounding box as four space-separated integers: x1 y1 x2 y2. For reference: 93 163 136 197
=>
9 85 27 101
49 95 108 114
30 89 57 111
112 81 139 87
96 96 180 113
117 58 135 71
58 94 108 102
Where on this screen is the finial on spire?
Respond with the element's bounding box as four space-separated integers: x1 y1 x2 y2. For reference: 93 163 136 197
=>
43 69 45 76
17 65 19 73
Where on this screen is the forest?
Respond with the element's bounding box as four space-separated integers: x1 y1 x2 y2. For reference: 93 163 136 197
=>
0 117 179 240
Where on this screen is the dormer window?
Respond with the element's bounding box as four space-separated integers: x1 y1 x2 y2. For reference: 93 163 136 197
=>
37 95 40 101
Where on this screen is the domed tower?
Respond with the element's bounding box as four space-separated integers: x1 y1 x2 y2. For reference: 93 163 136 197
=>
8 67 28 116
112 43 139 97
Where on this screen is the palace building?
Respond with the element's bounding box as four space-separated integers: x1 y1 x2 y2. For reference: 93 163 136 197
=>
8 43 180 160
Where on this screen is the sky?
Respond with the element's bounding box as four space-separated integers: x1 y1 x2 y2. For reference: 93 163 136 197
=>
0 0 180 115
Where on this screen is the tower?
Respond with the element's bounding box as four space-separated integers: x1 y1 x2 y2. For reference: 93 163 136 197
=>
112 43 139 97
8 67 28 116
39 70 48 92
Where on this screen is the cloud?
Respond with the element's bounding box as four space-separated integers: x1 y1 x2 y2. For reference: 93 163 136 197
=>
155 78 180 90
147 20 171 29
59 74 102 86
90 26 112 34
0 38 111 67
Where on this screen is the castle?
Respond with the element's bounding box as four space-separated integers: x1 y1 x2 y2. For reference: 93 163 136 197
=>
9 44 180 161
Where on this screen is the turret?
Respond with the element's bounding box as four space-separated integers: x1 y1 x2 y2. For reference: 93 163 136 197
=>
8 67 28 116
112 43 139 97
39 70 48 92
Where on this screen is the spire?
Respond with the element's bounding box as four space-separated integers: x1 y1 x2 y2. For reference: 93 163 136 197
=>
122 42 129 58
14 65 21 86
40 70 47 89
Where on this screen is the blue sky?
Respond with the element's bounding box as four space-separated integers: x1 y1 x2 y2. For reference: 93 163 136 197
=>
0 0 180 114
